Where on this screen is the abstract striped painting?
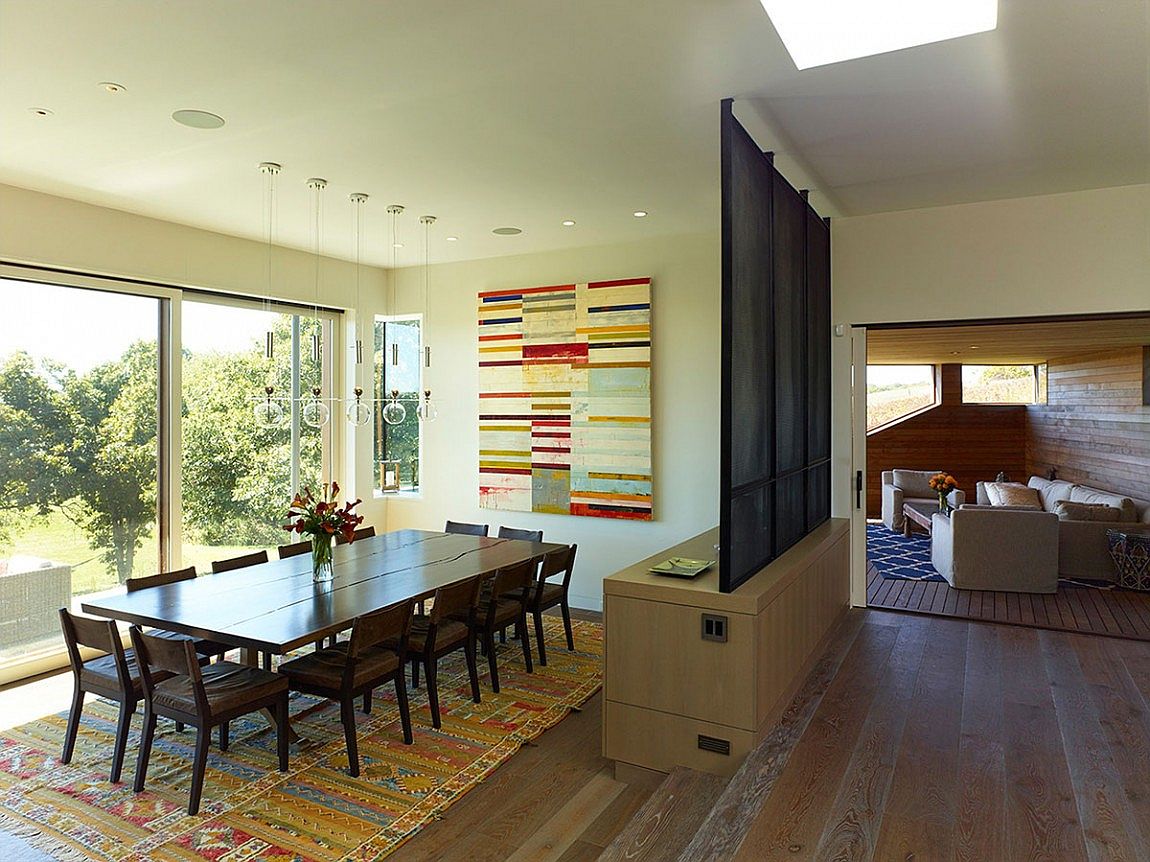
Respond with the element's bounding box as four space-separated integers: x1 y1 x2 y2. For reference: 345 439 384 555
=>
478 278 652 520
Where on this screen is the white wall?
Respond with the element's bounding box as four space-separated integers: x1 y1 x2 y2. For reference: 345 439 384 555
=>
0 182 390 514
383 232 720 611
829 182 1150 519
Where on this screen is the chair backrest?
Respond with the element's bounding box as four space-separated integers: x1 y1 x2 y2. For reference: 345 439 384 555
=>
498 526 543 542
488 560 536 623
345 599 413 686
335 525 376 545
538 544 578 594
429 575 484 627
445 520 488 537
130 626 208 715
58 608 131 687
278 540 311 559
126 566 196 593
212 550 270 573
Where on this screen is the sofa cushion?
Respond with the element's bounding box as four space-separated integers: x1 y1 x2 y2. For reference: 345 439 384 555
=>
892 469 937 498
985 482 1042 509
1027 476 1076 511
1069 486 1138 522
1054 500 1123 522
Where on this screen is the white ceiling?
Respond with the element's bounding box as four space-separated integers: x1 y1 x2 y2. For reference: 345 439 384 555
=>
0 0 1147 268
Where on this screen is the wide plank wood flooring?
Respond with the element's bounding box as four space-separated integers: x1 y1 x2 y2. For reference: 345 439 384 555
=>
868 563 1150 641
730 609 1150 861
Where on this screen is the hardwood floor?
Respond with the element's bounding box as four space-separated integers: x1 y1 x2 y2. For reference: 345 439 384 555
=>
868 563 1150 641
726 609 1150 861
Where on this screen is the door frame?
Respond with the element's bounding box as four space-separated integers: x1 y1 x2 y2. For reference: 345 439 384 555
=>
849 326 868 607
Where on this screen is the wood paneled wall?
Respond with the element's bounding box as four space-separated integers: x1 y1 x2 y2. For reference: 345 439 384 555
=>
1026 348 1150 502
866 364 1027 517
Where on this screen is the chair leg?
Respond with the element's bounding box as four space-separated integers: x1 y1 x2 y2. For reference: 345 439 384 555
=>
175 721 185 733
518 616 534 673
426 657 441 729
464 635 482 704
219 721 229 752
362 690 373 714
534 609 548 666
499 628 506 644
486 631 500 693
411 657 420 688
61 685 85 765
340 697 360 778
395 673 413 745
109 700 135 783
314 640 324 652
261 652 272 671
561 600 575 650
133 708 158 793
187 727 210 816
275 694 289 772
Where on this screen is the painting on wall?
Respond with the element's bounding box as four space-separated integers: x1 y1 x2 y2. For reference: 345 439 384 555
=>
478 278 652 520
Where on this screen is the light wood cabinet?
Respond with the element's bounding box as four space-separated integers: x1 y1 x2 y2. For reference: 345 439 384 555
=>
603 519 850 777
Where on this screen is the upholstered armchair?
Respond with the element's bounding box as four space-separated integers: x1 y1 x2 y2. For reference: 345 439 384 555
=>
881 469 966 532
931 506 1059 593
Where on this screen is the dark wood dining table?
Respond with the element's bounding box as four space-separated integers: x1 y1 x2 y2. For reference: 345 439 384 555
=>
82 529 563 665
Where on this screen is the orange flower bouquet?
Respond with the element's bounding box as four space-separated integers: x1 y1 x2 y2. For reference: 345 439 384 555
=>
929 472 958 514
286 482 363 582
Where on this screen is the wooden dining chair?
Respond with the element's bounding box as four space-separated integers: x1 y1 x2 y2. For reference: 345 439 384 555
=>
405 576 484 728
58 609 176 784
335 525 376 545
456 560 535 692
130 626 289 816
211 550 270 573
497 526 543 542
530 544 578 666
444 520 488 537
277 540 310 559
278 600 414 776
126 567 230 662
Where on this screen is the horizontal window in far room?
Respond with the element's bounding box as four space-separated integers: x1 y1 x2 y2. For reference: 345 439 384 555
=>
866 364 938 432
961 364 1047 405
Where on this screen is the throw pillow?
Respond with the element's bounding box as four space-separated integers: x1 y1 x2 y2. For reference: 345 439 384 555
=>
985 482 1042 509
1054 501 1123 522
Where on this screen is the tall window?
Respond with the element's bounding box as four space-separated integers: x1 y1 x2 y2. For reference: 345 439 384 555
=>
961 365 1046 404
180 298 333 570
866 365 938 431
374 316 421 492
0 277 161 670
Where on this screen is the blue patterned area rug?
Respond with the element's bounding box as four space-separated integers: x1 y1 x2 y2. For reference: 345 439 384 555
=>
866 523 1113 589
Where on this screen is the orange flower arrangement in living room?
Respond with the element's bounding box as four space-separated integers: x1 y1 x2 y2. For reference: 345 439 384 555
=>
930 472 958 514
286 482 363 582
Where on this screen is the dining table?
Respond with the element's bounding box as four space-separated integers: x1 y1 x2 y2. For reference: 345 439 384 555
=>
82 529 563 737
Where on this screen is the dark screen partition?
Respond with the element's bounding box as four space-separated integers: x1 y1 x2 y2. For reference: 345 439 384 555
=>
720 99 832 593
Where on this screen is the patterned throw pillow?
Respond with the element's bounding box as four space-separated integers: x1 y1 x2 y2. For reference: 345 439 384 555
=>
985 482 1042 509
1054 500 1123 522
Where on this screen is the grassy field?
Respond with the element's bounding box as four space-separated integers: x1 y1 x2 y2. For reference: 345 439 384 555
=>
2 509 265 597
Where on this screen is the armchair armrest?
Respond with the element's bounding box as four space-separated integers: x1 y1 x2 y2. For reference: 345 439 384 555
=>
882 483 905 531
948 489 966 508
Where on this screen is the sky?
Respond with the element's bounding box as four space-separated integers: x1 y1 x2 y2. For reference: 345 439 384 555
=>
866 364 934 388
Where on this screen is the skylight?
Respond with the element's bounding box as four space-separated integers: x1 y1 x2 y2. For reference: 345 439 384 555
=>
760 0 998 70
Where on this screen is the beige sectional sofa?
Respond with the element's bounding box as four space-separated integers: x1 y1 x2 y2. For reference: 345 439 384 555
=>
974 476 1150 582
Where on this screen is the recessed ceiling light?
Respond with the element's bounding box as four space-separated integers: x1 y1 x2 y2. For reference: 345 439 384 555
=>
392 243 405 249
759 0 998 70
633 210 648 218
492 227 523 236
172 109 225 129
99 82 126 94
28 107 53 117
562 219 576 227
445 236 458 242
969 345 980 349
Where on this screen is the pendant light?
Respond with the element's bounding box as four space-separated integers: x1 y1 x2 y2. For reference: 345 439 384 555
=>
302 177 331 428
253 162 285 428
417 214 438 422
346 192 373 427
381 204 407 426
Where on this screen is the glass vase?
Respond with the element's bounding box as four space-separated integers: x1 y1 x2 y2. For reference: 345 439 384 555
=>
311 533 334 583
938 492 950 516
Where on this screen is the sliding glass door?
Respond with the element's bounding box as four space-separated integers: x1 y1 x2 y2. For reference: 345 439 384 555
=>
180 298 334 571
0 276 162 671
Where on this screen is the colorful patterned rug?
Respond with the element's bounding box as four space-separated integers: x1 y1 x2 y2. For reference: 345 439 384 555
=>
867 523 1113 589
0 617 602 861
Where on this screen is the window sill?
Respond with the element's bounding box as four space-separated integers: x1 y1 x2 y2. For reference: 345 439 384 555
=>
374 489 423 501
